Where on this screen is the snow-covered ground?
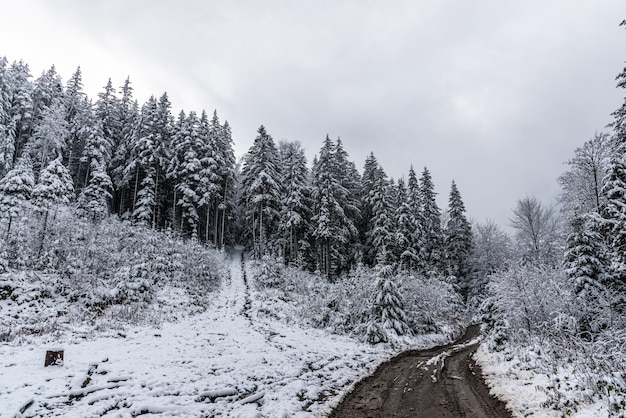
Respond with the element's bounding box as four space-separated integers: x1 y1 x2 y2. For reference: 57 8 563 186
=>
475 342 608 418
0 248 398 417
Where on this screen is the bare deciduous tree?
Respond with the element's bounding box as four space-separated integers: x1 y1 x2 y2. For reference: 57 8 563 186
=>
558 132 613 220
510 196 561 265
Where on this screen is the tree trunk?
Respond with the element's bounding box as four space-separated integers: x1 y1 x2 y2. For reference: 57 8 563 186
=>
220 200 226 249
5 213 13 241
213 201 219 247
37 209 49 258
171 189 176 231
205 206 210 243
152 166 159 229
132 170 139 213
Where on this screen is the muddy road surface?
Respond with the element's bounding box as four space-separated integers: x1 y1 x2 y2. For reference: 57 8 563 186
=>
330 325 512 418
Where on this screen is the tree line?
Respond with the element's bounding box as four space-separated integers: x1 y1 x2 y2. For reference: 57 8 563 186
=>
0 56 473 289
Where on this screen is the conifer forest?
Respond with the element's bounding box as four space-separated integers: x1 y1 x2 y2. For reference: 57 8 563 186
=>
1 21 626 418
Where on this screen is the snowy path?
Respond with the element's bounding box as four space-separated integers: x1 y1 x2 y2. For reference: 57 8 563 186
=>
0 247 386 417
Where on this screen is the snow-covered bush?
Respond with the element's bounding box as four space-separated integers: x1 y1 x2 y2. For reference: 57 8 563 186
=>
250 255 284 288
482 262 626 415
251 260 466 343
484 264 575 344
367 264 411 343
0 208 228 341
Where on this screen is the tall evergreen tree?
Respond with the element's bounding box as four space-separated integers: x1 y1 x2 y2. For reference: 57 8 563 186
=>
32 157 74 253
216 119 236 247
7 60 34 163
0 57 15 177
444 181 473 297
563 214 611 336
77 161 113 221
110 78 138 216
25 98 69 178
31 66 64 126
277 140 312 265
368 163 394 262
64 66 89 187
444 181 472 275
311 136 355 278
367 249 411 343
420 167 443 276
395 178 419 271
0 156 34 239
198 110 220 243
240 125 281 256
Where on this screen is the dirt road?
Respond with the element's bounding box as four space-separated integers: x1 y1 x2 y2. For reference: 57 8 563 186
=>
330 325 512 418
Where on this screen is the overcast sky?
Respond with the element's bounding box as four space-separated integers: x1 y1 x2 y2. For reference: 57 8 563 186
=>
2 0 626 228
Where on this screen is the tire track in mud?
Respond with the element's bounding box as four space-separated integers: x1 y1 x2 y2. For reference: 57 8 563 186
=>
330 324 512 418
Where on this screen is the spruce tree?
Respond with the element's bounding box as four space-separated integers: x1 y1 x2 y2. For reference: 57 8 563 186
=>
32 157 74 253
277 140 312 265
240 125 281 256
367 249 411 343
77 161 113 221
25 98 69 178
0 156 34 239
444 181 473 286
0 57 15 177
7 60 34 162
32 157 74 209
420 167 444 276
395 178 419 271
563 214 610 336
311 136 356 278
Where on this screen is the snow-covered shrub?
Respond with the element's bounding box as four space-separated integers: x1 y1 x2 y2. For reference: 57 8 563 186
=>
399 273 466 336
0 208 228 338
251 255 284 288
367 265 411 342
484 263 574 343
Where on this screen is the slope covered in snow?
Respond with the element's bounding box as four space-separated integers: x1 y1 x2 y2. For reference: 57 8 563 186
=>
0 247 398 417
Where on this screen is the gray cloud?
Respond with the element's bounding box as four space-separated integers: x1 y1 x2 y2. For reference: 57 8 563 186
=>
3 0 626 228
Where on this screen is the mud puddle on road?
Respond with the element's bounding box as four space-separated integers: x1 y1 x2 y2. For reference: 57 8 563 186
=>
329 324 512 418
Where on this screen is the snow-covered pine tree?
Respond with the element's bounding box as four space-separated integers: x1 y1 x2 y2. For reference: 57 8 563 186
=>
600 146 626 293
406 166 425 271
173 111 202 238
77 161 113 221
277 140 312 265
240 125 281 257
31 65 64 131
25 98 69 179
360 153 380 262
32 156 74 209
395 178 419 271
444 180 473 296
367 249 411 343
563 214 611 336
333 138 361 270
64 66 90 187
95 78 120 170
0 57 15 177
311 136 356 278
32 156 74 254
368 163 395 263
126 94 171 228
110 77 138 216
0 156 35 239
79 104 110 189
6 60 34 163
420 167 444 276
198 110 220 243
216 119 236 247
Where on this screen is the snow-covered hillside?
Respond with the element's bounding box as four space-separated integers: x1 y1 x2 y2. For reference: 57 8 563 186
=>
1 247 402 417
